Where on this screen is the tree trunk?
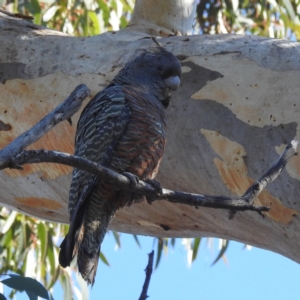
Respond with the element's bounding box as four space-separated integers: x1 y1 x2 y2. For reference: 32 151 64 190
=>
129 0 197 35
0 4 300 264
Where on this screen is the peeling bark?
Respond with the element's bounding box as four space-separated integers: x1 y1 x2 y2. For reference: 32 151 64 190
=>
1 12 300 265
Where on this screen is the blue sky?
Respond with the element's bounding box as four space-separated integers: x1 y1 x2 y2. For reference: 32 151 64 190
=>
77 233 300 300
6 231 300 299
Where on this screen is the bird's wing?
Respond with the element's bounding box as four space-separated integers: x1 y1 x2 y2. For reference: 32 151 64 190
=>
68 85 131 218
59 85 130 268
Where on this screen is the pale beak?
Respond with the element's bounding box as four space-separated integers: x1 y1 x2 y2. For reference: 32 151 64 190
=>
164 76 180 91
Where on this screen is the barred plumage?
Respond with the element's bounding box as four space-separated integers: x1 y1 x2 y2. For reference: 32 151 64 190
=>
59 47 182 285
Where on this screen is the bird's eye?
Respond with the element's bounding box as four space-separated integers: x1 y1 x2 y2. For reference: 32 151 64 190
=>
157 66 163 71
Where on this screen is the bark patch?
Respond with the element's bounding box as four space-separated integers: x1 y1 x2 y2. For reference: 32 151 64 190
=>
201 129 298 224
0 120 11 131
0 62 30 83
15 196 63 210
172 61 224 102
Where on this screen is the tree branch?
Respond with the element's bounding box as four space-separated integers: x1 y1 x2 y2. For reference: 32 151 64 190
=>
160 141 298 213
138 250 154 300
10 149 155 195
6 140 298 214
0 84 90 170
0 83 298 215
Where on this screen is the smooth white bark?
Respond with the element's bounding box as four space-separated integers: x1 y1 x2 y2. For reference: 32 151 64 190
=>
0 9 300 264
129 0 197 35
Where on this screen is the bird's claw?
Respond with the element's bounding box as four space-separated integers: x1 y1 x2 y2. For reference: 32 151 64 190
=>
144 179 162 204
122 172 139 189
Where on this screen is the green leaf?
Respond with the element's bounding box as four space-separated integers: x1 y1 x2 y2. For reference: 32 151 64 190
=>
49 293 55 300
88 11 100 35
2 227 13 248
211 239 229 266
46 236 55 276
120 15 128 28
24 0 41 24
99 251 110 266
170 238 176 248
47 264 60 290
97 0 111 25
43 5 60 22
1 276 49 299
155 239 163 269
192 238 201 262
163 238 169 255
83 10 89 36
282 0 297 21
37 222 48 263
27 0 41 13
59 273 72 300
0 292 7 300
133 235 141 248
16 247 29 273
1 211 17 235
112 231 121 248
119 0 134 11
26 290 38 300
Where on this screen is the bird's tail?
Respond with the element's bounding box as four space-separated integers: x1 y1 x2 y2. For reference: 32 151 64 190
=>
59 192 116 286
77 196 116 285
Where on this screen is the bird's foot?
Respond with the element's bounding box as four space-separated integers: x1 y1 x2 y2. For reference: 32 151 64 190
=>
122 172 139 189
144 179 163 204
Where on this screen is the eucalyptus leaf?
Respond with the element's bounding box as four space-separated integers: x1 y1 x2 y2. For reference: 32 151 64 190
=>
112 231 121 248
37 222 48 263
88 11 101 35
1 211 17 235
211 240 229 266
1 276 49 299
192 238 201 262
26 290 38 300
155 239 163 269
0 293 7 300
99 252 110 266
43 6 60 22
133 235 141 248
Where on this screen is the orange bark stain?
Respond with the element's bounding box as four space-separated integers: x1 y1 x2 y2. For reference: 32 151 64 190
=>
202 129 298 225
256 190 297 224
15 197 63 210
214 158 251 195
0 135 14 148
215 159 298 224
1 79 80 179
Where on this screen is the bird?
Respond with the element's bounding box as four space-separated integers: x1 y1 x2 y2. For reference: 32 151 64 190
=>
59 47 182 285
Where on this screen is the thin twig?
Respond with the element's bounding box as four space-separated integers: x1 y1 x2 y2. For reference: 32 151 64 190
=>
7 140 298 214
243 140 298 202
161 141 298 212
139 251 154 300
0 84 90 170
